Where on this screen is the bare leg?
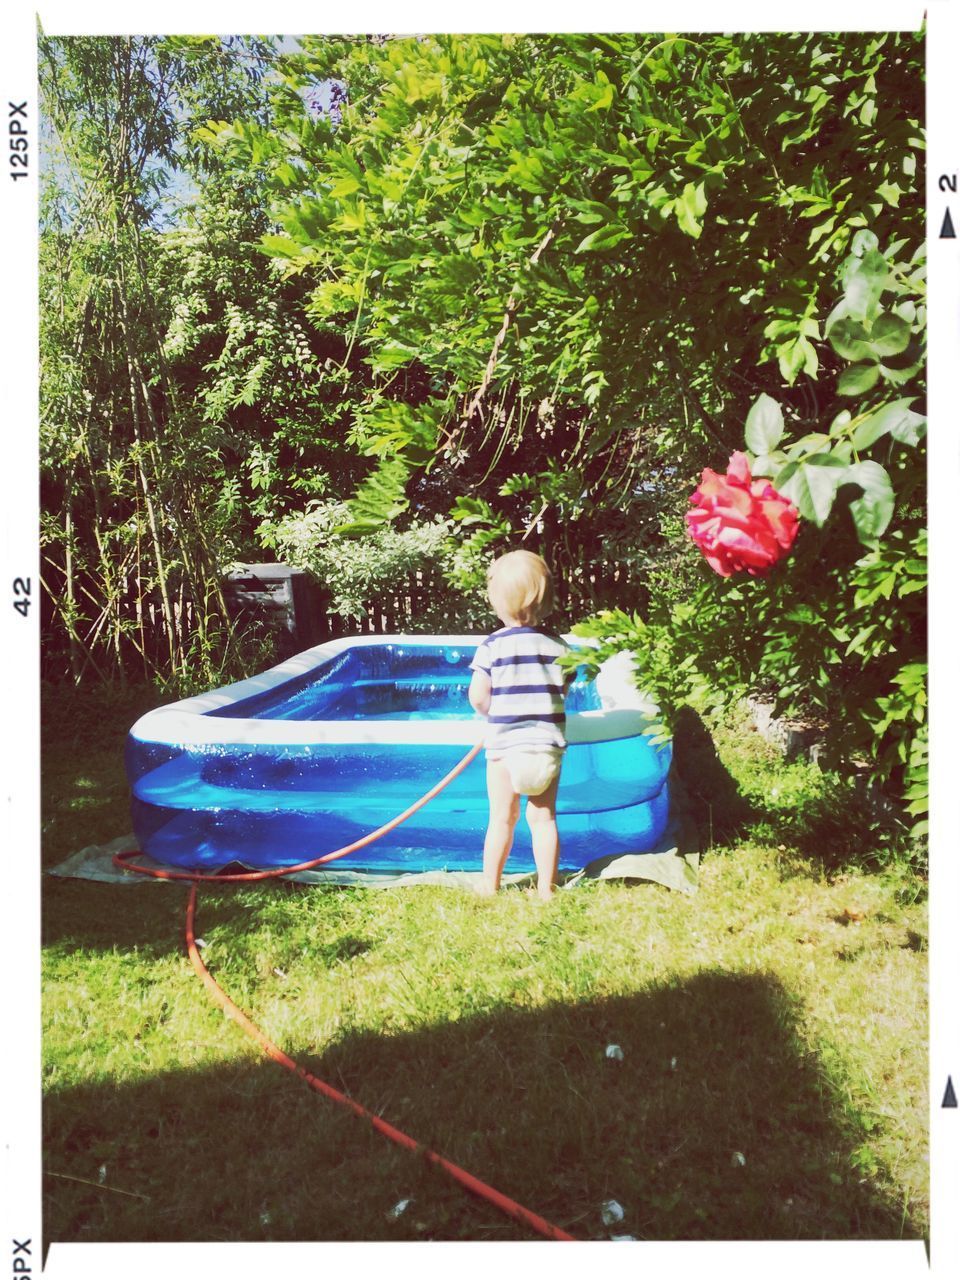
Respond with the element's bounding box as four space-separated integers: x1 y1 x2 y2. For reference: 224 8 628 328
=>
480 759 520 894
526 772 561 901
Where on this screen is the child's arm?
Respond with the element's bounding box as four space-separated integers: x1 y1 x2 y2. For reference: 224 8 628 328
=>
468 668 492 715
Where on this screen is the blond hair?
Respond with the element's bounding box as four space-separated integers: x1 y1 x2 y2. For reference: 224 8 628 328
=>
487 550 554 625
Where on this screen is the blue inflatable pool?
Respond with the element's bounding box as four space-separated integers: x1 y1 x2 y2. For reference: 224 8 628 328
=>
126 635 672 873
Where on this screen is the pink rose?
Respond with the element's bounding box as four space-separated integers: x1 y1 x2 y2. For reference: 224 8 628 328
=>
685 451 799 577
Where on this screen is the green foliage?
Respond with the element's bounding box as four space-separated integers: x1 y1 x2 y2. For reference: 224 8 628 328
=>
572 528 926 838
753 238 925 545
444 496 515 593
231 31 924 828
259 502 481 627
235 30 921 532
569 225 925 834
567 609 705 746
39 35 294 685
749 238 924 826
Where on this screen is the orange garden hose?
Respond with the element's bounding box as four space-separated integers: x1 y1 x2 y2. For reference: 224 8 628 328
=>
114 742 576 1242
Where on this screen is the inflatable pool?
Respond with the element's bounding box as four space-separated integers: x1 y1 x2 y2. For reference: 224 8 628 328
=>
126 635 672 874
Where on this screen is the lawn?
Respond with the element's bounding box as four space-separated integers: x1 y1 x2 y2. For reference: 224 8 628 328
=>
41 684 928 1245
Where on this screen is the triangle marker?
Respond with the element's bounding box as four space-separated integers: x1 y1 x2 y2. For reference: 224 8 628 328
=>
943 1075 958 1108
940 208 956 239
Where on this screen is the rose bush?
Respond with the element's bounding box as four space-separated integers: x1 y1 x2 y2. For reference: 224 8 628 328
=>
685 451 800 577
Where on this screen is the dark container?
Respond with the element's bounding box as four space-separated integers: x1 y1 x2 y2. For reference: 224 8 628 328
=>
223 563 328 655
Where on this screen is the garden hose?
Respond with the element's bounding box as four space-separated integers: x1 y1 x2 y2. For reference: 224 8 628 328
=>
114 742 576 1242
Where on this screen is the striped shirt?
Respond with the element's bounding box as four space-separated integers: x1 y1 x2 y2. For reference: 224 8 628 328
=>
470 626 572 754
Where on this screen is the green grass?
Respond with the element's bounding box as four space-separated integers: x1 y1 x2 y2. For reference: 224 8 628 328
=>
41 684 927 1245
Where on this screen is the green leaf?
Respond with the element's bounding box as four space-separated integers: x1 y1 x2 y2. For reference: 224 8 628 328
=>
570 198 616 225
450 495 495 525
775 454 848 525
674 181 707 239
851 229 880 256
347 457 411 527
750 450 788 478
870 312 911 357
744 393 784 453
193 119 232 145
329 174 361 198
845 625 878 656
575 223 632 253
829 410 852 437
846 460 895 542
843 249 890 321
368 341 418 372
852 399 926 450
850 412 886 451
824 299 850 336
878 360 923 387
586 80 615 112
886 403 927 446
807 216 837 247
828 317 875 362
260 234 305 259
787 432 831 455
838 362 881 396
777 338 808 384
830 439 853 464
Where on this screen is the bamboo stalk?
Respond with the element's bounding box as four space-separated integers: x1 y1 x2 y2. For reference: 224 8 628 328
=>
114 278 179 676
134 488 148 677
62 493 81 682
39 574 110 683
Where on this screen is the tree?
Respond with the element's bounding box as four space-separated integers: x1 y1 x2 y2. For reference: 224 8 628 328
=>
39 34 282 684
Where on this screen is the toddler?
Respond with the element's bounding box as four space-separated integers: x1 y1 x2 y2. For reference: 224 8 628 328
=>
468 550 573 900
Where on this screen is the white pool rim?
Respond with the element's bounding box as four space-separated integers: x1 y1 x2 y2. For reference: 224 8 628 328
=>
129 634 662 748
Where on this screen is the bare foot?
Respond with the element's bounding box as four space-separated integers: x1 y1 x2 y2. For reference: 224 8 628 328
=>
528 885 556 904
474 878 498 897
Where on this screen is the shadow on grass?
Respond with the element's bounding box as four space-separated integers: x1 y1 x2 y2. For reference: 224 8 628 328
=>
41 683 160 874
671 706 754 847
41 880 369 963
42 879 192 960
44 969 920 1248
671 706 918 875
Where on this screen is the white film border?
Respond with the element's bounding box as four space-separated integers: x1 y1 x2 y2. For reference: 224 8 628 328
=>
3 3 952 1279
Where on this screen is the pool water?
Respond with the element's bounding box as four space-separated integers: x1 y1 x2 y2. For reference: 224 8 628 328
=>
210 643 601 721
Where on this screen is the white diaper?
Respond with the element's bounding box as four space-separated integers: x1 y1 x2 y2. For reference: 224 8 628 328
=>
503 748 563 797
